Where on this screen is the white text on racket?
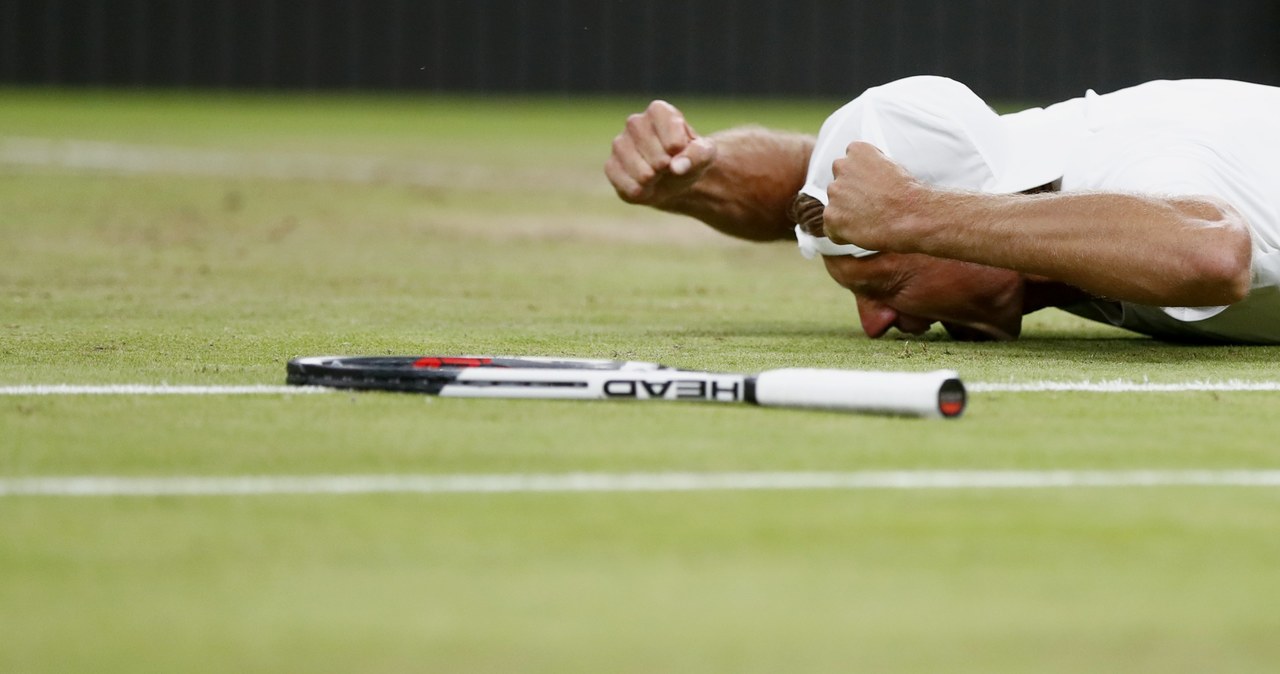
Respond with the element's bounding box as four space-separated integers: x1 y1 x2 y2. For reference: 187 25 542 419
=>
601 378 744 401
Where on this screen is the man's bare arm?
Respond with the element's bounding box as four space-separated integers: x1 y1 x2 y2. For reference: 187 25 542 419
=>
824 142 1253 307
604 100 812 242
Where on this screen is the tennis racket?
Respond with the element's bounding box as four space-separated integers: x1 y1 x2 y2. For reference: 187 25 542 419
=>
286 356 966 418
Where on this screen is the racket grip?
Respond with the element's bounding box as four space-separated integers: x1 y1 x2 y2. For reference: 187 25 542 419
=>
752 368 966 418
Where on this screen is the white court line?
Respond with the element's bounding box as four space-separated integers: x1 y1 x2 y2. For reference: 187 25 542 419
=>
4 471 1280 497
969 380 1280 392
3 381 1280 395
0 384 327 395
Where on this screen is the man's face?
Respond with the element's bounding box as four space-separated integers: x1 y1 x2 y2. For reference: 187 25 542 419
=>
821 253 1026 340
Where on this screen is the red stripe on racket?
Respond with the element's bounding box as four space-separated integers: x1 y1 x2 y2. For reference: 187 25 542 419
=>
413 357 495 369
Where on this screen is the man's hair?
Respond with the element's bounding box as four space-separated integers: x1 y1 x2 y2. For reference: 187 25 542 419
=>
789 193 826 237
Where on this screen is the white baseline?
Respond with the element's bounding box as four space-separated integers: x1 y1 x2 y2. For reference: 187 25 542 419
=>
970 380 1280 392
0 385 326 395
4 471 1280 497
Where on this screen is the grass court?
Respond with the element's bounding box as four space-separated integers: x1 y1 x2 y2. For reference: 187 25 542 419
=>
3 90 1280 672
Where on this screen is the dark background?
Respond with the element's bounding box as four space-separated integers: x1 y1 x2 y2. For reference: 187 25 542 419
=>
3 0 1279 102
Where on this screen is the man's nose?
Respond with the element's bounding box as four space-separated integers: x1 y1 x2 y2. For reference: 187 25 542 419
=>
854 295 898 338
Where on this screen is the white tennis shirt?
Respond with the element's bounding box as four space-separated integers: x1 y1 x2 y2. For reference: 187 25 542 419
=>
799 77 1280 342
1050 80 1280 343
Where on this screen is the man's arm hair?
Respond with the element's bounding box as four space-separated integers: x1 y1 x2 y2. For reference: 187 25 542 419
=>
906 189 1253 307
823 142 1253 307
654 126 813 242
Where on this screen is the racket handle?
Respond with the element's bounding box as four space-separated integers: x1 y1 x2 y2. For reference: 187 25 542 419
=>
752 368 966 418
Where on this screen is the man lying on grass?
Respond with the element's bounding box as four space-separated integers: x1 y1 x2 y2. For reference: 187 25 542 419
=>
605 76 1280 344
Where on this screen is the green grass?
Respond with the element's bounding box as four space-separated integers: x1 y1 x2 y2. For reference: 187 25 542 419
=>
7 492 1280 673
4 89 1280 673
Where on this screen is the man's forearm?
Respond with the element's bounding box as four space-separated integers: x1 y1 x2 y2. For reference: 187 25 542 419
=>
903 188 1254 306
658 127 813 242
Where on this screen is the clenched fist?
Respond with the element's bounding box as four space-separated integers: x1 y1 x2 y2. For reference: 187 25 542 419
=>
604 100 718 207
823 141 926 252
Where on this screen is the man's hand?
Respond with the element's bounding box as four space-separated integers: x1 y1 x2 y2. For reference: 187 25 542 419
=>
822 141 924 252
605 100 718 207
604 103 811 241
